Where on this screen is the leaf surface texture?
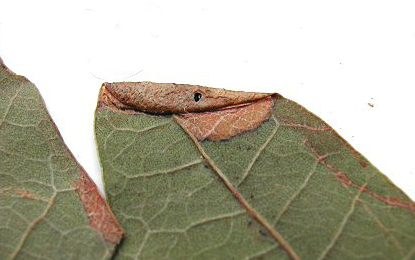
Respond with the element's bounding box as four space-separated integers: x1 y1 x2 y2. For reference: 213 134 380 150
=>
0 58 123 260
96 83 415 260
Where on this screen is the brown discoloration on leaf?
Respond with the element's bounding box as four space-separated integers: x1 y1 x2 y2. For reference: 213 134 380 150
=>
306 139 415 212
99 82 277 140
75 170 124 244
281 109 368 167
281 122 333 132
1 56 123 259
0 188 51 203
176 97 274 141
98 84 133 111
103 81 273 114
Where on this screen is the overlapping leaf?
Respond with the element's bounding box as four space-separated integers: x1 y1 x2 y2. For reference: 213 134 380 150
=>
0 58 123 260
95 82 415 260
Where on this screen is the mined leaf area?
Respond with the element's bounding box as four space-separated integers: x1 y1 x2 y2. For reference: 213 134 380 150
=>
96 84 415 260
0 58 122 260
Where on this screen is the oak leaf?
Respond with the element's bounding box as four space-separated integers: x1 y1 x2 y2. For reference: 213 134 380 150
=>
0 58 123 260
96 82 415 260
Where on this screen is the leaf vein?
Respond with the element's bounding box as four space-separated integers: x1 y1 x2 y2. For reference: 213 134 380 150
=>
273 160 319 226
237 120 279 187
360 199 404 252
174 115 302 260
121 159 204 178
8 192 57 260
317 177 371 260
0 83 22 132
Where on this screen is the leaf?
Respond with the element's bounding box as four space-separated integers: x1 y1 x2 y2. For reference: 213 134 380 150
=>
0 58 123 260
95 82 415 260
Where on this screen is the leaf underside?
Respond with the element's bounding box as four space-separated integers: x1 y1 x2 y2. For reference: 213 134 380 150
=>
95 87 415 260
0 58 123 260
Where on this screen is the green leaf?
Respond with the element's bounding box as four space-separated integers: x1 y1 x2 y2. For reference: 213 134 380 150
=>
96 82 415 260
0 58 123 260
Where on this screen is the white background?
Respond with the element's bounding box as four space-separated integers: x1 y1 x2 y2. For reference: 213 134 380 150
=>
0 0 414 199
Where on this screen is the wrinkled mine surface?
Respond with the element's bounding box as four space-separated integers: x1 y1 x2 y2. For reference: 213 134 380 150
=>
100 82 276 140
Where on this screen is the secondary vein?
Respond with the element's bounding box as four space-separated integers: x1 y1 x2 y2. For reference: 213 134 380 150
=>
237 120 279 187
174 115 302 260
9 192 57 260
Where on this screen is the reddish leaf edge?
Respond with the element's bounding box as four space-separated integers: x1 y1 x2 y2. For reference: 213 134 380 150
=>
0 57 124 244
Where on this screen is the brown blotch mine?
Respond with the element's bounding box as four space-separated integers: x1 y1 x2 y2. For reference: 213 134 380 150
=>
99 81 277 141
103 81 273 113
75 170 124 244
175 97 273 141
